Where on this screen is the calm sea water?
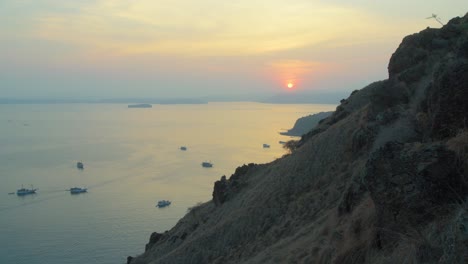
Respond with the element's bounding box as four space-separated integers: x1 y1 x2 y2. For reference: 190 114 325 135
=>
0 102 335 264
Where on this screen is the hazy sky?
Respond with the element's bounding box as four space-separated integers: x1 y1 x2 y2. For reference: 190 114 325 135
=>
1 1 466 99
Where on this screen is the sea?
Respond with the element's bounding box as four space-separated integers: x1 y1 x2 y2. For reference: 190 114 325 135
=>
0 102 336 264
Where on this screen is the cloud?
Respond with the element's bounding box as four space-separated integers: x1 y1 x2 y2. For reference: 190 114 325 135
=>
32 0 406 57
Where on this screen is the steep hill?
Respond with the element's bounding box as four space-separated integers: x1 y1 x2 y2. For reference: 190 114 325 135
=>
129 14 468 264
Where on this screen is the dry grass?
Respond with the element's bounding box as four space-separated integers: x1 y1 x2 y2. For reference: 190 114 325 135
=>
363 202 468 264
447 130 468 158
447 130 468 190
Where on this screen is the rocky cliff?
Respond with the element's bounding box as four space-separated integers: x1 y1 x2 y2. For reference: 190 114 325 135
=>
129 14 468 264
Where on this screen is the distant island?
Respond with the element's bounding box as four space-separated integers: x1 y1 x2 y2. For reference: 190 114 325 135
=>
280 111 333 136
128 104 152 108
0 92 347 105
0 98 208 105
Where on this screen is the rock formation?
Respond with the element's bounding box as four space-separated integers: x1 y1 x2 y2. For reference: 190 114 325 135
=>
129 13 468 264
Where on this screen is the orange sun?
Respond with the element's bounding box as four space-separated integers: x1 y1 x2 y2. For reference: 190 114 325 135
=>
287 82 294 89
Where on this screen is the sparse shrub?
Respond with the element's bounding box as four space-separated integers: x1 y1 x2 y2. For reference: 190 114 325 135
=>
283 140 298 153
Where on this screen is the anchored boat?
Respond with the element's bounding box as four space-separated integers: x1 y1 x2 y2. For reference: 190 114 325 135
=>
16 185 37 196
157 200 171 208
201 161 213 168
70 187 87 194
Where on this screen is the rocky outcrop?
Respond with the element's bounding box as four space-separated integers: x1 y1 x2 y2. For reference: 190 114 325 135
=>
212 163 256 206
212 176 228 206
365 142 466 249
129 13 468 264
426 61 468 139
145 232 164 252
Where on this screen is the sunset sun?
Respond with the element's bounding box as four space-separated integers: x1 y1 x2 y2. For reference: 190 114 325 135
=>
287 83 294 89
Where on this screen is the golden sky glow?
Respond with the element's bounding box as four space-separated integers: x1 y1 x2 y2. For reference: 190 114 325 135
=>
1 0 466 97
33 1 407 57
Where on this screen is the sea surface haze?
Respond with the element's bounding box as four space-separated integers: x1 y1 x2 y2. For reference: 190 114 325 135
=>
0 102 335 264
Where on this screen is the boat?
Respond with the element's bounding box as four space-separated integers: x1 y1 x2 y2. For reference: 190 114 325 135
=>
77 161 84 169
70 187 87 194
16 185 37 196
263 143 270 148
201 161 213 168
278 141 286 144
156 200 171 208
180 146 187 151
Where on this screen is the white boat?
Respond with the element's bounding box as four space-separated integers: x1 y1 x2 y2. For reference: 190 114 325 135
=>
263 144 270 148
202 161 213 168
70 187 87 194
157 200 171 208
180 146 187 151
16 185 37 196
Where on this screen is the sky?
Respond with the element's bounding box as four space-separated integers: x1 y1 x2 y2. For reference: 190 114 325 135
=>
0 0 466 99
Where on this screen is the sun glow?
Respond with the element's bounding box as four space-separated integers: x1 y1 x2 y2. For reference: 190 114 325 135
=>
287 82 294 89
